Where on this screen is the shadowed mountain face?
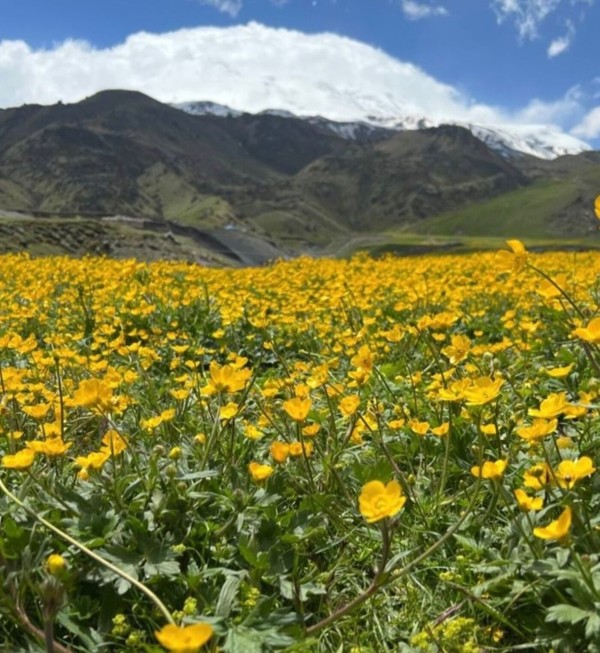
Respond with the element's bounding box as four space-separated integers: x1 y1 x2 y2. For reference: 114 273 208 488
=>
0 90 598 255
293 125 529 229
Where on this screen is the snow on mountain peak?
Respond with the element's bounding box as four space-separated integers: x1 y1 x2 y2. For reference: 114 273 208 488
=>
174 99 590 160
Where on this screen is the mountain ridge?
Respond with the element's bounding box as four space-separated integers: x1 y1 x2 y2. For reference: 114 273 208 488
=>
174 99 590 161
0 90 598 261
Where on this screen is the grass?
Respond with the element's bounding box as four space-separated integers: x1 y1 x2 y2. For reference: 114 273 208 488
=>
404 178 600 239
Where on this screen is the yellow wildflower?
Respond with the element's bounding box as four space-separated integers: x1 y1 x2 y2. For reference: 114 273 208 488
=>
497 239 528 272
462 377 503 406
26 438 72 457
528 392 569 419
289 441 314 457
154 622 213 653
71 378 114 413
270 441 290 463
514 489 543 512
248 461 274 482
2 448 36 470
339 395 360 418
471 459 507 480
572 317 600 344
282 397 311 422
358 480 406 523
533 506 572 542
219 402 239 420
515 418 557 444
523 463 552 490
554 456 596 489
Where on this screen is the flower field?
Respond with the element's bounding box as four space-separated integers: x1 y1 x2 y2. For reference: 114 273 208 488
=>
1 246 600 652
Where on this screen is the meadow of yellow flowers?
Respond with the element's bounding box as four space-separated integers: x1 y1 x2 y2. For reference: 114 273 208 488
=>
1 244 600 652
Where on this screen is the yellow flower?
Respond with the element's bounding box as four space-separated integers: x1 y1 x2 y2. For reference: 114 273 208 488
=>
514 489 543 512
289 441 314 457
71 378 114 413
471 459 507 480
533 506 572 542
523 463 552 490
244 423 264 440
302 423 320 437
572 317 600 344
554 456 596 489
101 430 127 455
26 438 72 457
441 334 471 364
154 622 213 653
480 423 497 436
388 418 406 429
46 553 67 575
350 345 374 372
22 403 52 420
1 448 36 470
359 480 406 523
515 418 557 444
282 397 311 422
219 402 239 420
528 392 569 419
248 461 274 482
436 378 471 402
545 364 573 378
462 377 503 406
595 195 600 220
408 420 430 436
270 441 290 463
75 450 110 471
431 422 450 437
497 239 528 272
202 360 251 396
339 395 360 418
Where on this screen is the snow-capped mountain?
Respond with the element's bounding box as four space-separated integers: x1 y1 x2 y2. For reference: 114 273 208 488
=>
174 100 590 160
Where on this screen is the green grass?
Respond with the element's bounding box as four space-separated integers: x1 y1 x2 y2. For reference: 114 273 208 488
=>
407 180 584 238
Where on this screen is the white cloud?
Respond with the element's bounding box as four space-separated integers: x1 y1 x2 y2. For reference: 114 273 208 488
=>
516 84 583 123
491 0 593 40
401 1 448 20
0 23 478 120
547 19 575 57
0 21 591 148
198 0 243 17
572 106 600 138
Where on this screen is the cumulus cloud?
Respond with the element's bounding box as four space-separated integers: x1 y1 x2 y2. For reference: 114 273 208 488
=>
0 23 479 120
547 19 575 57
492 0 593 40
401 1 449 20
0 21 590 148
572 106 600 138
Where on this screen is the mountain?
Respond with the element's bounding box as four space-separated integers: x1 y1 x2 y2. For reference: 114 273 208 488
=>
0 90 598 262
174 101 590 161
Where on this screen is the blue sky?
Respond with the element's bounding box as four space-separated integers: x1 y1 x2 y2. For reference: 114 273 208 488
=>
1 0 599 144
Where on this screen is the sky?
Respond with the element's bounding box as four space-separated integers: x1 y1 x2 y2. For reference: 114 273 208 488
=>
0 0 599 146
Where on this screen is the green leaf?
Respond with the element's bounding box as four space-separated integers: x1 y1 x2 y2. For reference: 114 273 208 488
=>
586 613 600 638
223 625 264 653
216 574 242 618
546 604 592 625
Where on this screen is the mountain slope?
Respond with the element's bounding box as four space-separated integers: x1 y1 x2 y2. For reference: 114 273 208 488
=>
0 90 598 258
292 125 528 229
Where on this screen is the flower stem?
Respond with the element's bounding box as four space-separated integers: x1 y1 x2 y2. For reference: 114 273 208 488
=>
0 476 174 624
